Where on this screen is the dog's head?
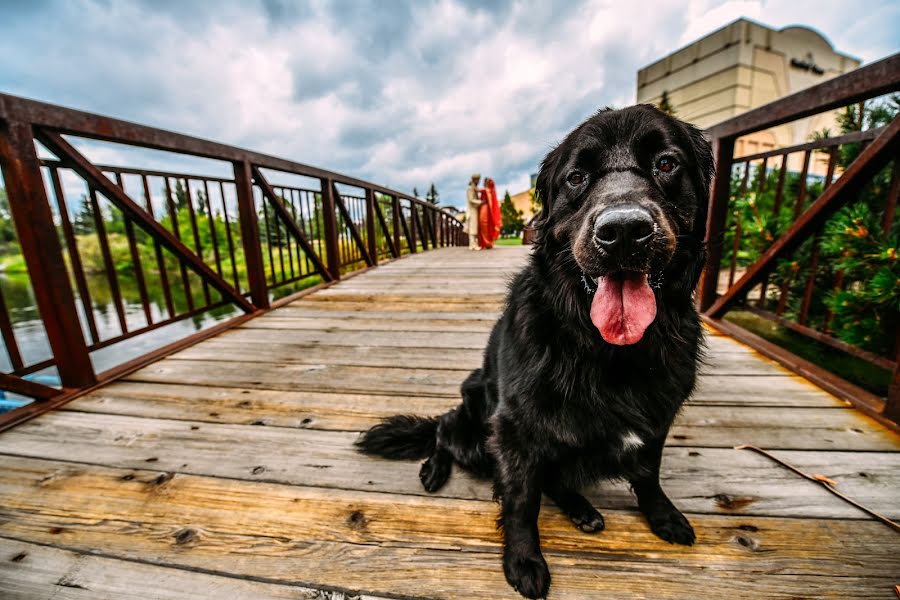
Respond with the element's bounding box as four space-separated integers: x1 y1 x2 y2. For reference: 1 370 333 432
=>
532 105 714 345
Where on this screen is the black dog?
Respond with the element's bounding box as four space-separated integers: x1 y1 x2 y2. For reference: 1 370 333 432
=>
357 105 714 599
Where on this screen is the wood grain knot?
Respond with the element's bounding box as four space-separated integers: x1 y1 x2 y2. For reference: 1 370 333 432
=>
347 510 368 530
736 524 759 532
712 494 755 510
252 466 266 475
734 535 760 551
174 528 199 545
153 472 174 486
10 551 27 562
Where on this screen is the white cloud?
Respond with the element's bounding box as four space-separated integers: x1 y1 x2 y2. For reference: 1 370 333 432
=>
1 0 897 207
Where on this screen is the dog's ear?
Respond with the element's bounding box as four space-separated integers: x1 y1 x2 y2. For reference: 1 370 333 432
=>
530 143 562 234
680 121 715 240
668 122 713 295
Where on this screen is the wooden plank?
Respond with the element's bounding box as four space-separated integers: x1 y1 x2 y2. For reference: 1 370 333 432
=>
270 306 503 320
283 299 505 313
210 326 763 354
68 382 864 450
2 412 897 518
169 338 791 376
63 374 848 438
123 359 856 417
0 455 896 600
243 316 496 333
0 538 373 600
311 288 511 300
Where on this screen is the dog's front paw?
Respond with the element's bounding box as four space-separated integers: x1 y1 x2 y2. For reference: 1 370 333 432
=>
647 509 695 545
503 548 551 599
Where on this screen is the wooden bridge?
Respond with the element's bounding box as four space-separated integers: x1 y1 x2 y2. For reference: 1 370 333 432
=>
1 245 897 599
0 54 899 598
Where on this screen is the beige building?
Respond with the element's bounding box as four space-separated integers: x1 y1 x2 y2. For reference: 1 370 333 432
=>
510 188 536 222
637 18 860 171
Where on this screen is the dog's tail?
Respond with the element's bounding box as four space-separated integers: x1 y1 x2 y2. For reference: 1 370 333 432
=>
355 414 439 460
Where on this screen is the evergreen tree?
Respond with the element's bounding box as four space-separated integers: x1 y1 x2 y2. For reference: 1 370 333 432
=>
727 94 899 356
658 90 675 116
425 183 439 205
173 179 189 211
72 194 95 235
412 187 420 199
500 190 524 236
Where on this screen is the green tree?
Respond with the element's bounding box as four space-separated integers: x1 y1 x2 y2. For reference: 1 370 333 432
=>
425 183 439 205
658 90 675 115
412 187 420 199
0 187 16 244
172 179 189 211
72 194 95 235
727 94 899 357
500 190 524 236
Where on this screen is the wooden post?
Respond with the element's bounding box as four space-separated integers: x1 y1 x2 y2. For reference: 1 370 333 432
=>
233 160 269 309
698 135 735 311
0 121 95 388
365 188 378 265
320 178 342 280
885 326 900 424
391 195 402 255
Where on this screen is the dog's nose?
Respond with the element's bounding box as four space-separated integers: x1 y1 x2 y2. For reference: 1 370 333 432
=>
593 205 655 253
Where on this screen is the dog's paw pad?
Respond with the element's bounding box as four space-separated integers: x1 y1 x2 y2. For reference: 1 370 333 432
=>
572 509 605 533
649 510 695 546
418 455 450 493
504 550 551 599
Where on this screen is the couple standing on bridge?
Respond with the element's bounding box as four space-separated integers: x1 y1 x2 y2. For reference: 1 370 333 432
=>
466 173 502 250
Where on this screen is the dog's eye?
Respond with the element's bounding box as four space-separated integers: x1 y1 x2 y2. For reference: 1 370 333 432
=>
566 172 585 186
656 157 678 173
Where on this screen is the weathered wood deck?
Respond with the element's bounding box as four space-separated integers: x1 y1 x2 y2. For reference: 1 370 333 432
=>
1 246 898 599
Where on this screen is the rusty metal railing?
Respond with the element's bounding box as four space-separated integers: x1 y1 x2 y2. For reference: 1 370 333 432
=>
699 53 900 427
0 93 466 429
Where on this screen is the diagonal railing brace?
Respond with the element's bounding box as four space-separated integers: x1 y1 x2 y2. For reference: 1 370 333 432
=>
37 129 255 313
251 166 333 282
705 116 900 318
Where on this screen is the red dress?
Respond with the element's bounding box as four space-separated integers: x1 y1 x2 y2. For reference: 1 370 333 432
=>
478 188 493 249
478 179 502 249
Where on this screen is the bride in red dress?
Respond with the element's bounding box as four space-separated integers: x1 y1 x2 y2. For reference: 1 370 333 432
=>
478 178 502 249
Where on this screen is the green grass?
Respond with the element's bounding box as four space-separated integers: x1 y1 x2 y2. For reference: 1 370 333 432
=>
723 310 890 397
493 236 524 246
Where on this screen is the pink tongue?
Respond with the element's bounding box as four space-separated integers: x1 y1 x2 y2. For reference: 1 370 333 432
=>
590 273 657 345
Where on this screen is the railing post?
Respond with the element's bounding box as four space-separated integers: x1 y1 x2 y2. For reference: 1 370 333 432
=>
391 195 401 255
698 135 735 311
409 200 417 252
365 188 378 265
0 120 95 388
320 178 342 280
886 328 900 424
233 160 269 309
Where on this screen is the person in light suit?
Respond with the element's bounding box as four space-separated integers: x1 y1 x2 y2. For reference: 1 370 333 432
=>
466 173 483 250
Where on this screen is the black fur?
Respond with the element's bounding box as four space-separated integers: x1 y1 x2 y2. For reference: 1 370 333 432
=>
356 105 714 599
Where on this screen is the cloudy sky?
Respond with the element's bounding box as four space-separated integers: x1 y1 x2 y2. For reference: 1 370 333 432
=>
2 0 898 207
